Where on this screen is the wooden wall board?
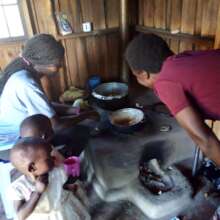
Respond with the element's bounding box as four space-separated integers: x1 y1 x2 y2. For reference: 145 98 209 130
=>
138 0 144 26
214 4 220 48
143 0 155 27
139 0 220 53
0 43 23 70
201 0 220 36
154 0 166 29
106 0 120 28
195 0 203 35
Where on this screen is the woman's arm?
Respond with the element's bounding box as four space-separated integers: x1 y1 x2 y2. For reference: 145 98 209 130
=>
51 102 80 116
50 110 100 131
175 106 220 166
14 192 42 220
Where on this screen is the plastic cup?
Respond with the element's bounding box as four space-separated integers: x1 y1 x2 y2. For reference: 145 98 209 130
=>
63 156 80 177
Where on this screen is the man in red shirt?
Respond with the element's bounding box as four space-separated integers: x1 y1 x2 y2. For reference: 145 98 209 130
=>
125 33 220 166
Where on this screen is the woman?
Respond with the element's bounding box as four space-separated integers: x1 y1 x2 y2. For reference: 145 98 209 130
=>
0 34 98 149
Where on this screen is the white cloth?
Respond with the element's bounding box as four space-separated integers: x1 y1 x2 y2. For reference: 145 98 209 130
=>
9 166 90 220
0 70 55 149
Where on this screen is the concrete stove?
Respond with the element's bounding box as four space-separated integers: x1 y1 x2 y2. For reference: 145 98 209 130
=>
84 107 195 219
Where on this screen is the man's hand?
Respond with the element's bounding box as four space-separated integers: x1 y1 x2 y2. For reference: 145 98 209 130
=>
35 174 49 193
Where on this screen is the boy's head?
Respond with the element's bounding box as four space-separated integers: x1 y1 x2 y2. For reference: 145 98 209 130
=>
20 114 53 141
10 137 54 178
125 33 173 88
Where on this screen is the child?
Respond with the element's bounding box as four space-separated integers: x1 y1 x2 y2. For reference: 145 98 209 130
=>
19 114 64 164
19 114 84 158
9 137 90 220
19 114 89 206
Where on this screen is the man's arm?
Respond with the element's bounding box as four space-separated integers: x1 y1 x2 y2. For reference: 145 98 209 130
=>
175 106 220 166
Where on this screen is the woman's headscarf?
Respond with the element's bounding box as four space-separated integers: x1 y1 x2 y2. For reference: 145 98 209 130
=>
0 34 64 94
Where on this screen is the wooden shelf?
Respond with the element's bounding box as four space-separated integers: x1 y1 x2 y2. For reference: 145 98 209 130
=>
57 27 120 40
135 25 214 46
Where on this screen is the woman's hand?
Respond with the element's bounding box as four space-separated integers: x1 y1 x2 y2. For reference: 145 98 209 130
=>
80 109 100 121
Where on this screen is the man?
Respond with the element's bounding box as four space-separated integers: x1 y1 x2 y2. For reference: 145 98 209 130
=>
125 33 220 166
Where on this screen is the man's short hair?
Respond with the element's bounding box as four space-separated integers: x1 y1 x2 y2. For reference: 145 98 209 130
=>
125 33 173 73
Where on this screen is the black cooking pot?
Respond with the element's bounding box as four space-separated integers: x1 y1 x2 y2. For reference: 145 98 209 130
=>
108 108 145 133
91 82 129 110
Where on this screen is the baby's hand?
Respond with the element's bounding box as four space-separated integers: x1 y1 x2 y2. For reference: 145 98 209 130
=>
35 174 49 193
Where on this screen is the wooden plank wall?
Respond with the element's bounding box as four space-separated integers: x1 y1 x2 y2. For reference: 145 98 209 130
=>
28 0 121 100
138 0 220 138
138 0 220 53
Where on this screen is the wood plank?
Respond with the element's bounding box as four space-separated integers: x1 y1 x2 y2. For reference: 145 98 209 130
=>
154 0 166 29
170 39 180 54
62 40 73 86
201 0 220 36
165 0 172 29
64 39 81 87
85 37 98 76
135 26 214 45
181 0 197 34
98 36 109 80
30 0 57 35
80 0 93 22
20 0 34 36
195 0 203 35
143 0 155 27
179 0 197 52
107 33 120 80
106 0 120 28
128 0 138 26
91 0 106 30
0 43 22 70
214 3 220 48
138 0 144 25
57 28 119 40
75 38 89 88
170 0 182 32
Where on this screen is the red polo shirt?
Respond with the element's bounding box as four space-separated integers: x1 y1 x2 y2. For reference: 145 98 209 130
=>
154 49 220 120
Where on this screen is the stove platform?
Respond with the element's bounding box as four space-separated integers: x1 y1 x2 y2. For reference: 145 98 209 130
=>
84 109 195 219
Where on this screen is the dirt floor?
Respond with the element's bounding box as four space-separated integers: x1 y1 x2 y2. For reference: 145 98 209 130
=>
1 158 220 220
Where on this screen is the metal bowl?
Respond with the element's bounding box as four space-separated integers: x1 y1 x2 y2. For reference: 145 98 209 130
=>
109 108 144 128
92 82 128 101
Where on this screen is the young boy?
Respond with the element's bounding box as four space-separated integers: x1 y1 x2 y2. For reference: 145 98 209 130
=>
9 137 90 220
19 114 87 157
20 114 64 165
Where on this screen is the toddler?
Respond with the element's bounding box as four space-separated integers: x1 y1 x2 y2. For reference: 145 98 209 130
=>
19 114 64 164
9 137 90 220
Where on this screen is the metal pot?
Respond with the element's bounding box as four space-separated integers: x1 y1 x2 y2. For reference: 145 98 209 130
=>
108 108 145 133
91 82 128 110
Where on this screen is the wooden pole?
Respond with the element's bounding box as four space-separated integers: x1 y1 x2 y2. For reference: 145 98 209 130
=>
120 0 129 83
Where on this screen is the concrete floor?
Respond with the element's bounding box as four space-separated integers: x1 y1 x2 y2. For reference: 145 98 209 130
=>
1 157 220 220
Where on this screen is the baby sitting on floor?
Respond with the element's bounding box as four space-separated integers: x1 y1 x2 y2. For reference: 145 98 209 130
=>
18 114 89 198
9 137 90 220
